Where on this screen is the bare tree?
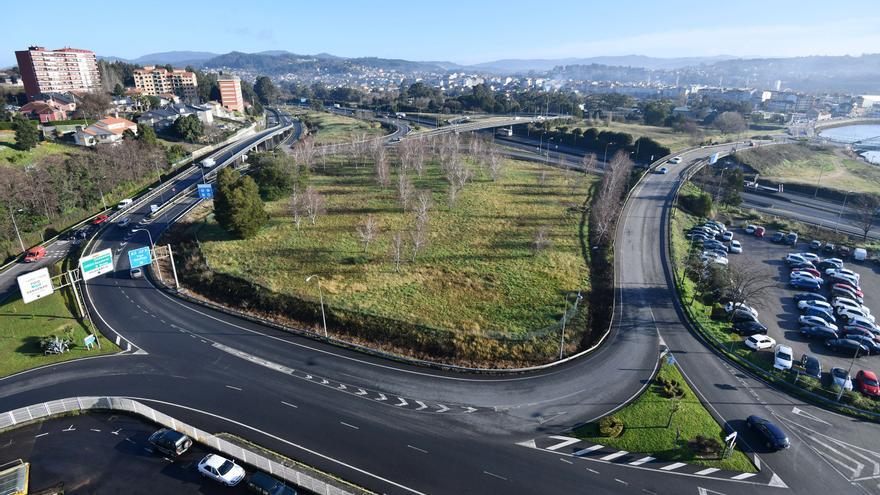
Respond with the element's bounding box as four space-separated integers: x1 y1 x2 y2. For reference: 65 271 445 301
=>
356 215 380 252
487 148 503 181
374 146 390 188
390 232 405 272
397 172 414 211
581 152 597 173
292 136 316 171
303 186 325 225
722 258 779 320
446 160 472 208
590 151 634 246
412 137 427 178
537 168 548 186
290 187 305 230
533 227 551 253
853 194 879 241
414 190 432 224
410 218 429 262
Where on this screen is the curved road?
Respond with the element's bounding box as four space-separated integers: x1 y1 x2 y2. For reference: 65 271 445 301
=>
0 126 878 494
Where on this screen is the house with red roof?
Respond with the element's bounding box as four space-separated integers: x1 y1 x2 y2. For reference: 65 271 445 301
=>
19 101 67 123
74 117 138 146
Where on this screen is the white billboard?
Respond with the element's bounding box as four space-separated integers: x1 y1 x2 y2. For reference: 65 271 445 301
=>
17 268 54 304
79 248 114 281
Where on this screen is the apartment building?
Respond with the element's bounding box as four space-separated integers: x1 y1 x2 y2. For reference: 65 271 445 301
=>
133 66 199 101
218 74 244 113
15 46 101 100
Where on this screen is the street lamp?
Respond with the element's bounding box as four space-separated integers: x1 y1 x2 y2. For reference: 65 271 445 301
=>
834 190 853 233
837 342 862 402
305 275 328 338
132 228 154 248
8 207 25 253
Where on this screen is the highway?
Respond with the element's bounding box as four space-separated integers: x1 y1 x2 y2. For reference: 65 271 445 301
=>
0 114 878 494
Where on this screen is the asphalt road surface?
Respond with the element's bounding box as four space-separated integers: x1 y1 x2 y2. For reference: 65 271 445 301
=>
1 125 879 494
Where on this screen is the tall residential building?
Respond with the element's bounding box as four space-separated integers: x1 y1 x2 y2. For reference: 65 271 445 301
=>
15 46 100 100
218 75 244 113
133 66 199 101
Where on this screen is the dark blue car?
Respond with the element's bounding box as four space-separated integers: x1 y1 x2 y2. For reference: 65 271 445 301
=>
794 293 827 303
790 278 821 291
800 354 822 379
747 415 790 450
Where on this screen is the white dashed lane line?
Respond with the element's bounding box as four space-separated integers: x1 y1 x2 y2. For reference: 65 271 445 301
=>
340 422 359 430
482 471 508 481
225 385 242 391
407 445 428 454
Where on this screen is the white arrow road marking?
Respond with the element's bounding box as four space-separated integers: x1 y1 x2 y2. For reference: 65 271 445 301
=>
319 379 329 385
768 474 788 488
414 401 427 411
337 384 347 390
304 375 313 380
546 436 582 451
516 439 537 449
810 436 865 478
791 407 832 426
375 394 387 401
435 404 450 413
355 388 368 396
462 406 477 413
394 397 408 407
697 488 728 495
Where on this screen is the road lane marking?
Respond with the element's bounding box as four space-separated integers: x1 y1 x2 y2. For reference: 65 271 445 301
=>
281 401 298 409
90 428 101 432
574 445 604 456
615 479 628 485
35 433 49 438
407 445 428 454
560 458 573 464
414 400 427 411
694 468 719 475
62 425 75 432
340 422 359 430
629 456 655 466
225 385 242 391
586 467 599 474
546 436 581 451
731 473 756 480
482 471 508 481
394 397 408 407
660 462 687 471
600 450 628 461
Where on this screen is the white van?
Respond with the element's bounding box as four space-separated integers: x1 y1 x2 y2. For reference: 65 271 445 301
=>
117 198 133 209
853 248 867 262
200 157 216 168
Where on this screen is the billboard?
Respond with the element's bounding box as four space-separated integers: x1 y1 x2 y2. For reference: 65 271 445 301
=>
17 268 54 303
79 248 114 281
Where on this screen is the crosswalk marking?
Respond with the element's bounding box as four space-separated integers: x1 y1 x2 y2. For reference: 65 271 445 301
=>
694 468 720 475
731 473 756 480
600 451 629 461
574 445 604 456
546 436 582 451
660 462 687 471
629 456 655 466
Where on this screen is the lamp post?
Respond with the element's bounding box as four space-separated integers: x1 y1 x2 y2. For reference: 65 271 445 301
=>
132 228 154 248
836 342 862 402
835 190 852 233
8 207 25 253
306 275 328 338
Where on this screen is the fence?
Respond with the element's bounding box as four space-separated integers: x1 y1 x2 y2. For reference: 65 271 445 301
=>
0 396 367 495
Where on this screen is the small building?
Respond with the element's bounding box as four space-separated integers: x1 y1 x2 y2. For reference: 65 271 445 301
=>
137 103 213 131
74 117 137 146
217 75 244 113
19 101 67 123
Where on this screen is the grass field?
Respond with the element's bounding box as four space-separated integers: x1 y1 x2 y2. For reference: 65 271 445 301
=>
0 130 81 167
197 157 592 337
734 143 880 194
563 120 784 152
575 363 756 472
0 289 116 377
286 109 386 146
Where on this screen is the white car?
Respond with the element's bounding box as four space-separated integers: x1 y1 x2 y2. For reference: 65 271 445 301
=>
799 252 820 263
833 297 871 315
830 367 853 391
773 344 794 371
745 334 776 350
825 268 860 282
785 253 807 265
744 224 758 235
709 256 729 266
116 198 133 209
729 240 742 253
722 231 734 242
725 302 758 318
790 271 821 282
197 454 245 486
799 315 838 331
839 307 876 324
669 156 683 164
798 300 834 312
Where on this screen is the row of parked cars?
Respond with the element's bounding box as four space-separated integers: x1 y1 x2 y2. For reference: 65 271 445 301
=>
148 428 297 493
686 220 743 266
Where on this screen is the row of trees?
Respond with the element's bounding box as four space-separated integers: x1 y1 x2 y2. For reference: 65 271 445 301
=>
519 122 671 163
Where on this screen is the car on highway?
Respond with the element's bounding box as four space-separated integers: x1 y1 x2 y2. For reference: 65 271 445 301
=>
198 454 246 486
789 278 821 291
23 246 46 263
855 370 880 398
800 325 839 341
746 415 790 450
830 367 854 391
799 315 838 330
148 428 193 457
130 267 143 279
745 224 758 235
657 167 669 174
92 214 109 225
794 293 827 303
800 354 822 379
825 338 869 356
117 198 133 209
668 156 683 164
117 217 131 227
729 240 742 253
745 334 776 350
733 320 768 336
754 226 766 237
773 344 794 371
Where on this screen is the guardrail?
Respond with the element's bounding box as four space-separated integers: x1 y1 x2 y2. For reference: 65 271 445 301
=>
0 396 367 495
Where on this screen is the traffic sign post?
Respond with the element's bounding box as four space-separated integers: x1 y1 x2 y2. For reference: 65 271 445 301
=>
197 183 214 199
17 268 54 304
127 246 152 269
79 248 114 281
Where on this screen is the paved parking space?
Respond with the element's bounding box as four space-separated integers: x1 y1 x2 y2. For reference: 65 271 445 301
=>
728 226 880 375
0 412 250 494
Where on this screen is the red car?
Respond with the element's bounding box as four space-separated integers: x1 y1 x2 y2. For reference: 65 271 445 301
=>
855 370 880 398
791 268 821 278
754 226 766 237
833 283 864 298
92 214 109 225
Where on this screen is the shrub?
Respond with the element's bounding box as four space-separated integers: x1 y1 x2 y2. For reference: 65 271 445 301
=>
688 435 723 456
598 415 624 438
39 334 73 354
657 375 685 398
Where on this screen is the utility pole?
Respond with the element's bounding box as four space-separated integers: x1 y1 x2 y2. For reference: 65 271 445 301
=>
8 208 25 253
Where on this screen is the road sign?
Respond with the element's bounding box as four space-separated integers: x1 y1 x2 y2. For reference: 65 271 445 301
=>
79 248 114 281
127 246 152 269
197 183 214 199
666 354 676 366
84 334 97 349
17 268 54 303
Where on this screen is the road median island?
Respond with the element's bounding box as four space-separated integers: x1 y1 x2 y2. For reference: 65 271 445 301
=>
161 149 598 368
669 179 880 421
574 362 757 473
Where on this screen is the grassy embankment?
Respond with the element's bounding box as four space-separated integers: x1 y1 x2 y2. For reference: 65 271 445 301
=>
575 362 756 472
735 143 880 195
196 156 592 338
0 130 81 168
285 108 386 146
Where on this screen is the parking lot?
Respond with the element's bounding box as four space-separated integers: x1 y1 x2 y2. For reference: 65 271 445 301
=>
0 412 253 494
728 226 880 375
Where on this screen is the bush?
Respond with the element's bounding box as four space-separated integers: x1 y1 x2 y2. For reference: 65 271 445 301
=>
598 415 625 438
39 334 73 354
657 375 685 398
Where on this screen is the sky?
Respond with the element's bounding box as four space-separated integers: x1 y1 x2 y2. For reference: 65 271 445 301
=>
3 0 879 67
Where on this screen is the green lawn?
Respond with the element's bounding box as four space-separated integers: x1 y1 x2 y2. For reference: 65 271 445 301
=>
0 130 81 167
285 109 386 146
575 363 757 473
0 289 117 377
734 143 880 194
197 157 592 337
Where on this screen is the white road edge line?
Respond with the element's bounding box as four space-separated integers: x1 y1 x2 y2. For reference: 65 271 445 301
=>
482 471 508 481
225 385 242 391
407 445 428 454
281 401 298 409
340 422 359 430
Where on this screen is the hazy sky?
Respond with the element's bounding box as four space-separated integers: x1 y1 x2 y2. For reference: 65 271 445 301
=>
3 0 878 67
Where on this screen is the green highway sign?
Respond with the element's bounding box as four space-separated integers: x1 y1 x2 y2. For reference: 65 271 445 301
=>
80 248 114 281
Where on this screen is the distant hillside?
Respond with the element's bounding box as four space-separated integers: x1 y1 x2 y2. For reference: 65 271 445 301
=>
100 51 219 66
200 51 445 74
469 55 739 73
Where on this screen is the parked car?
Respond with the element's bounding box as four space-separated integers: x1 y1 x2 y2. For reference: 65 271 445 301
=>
785 253 808 265
798 300 834 312
772 232 786 243
791 267 821 278
799 252 820 263
789 278 821 291
799 315 837 331
745 224 758 235
773 344 794 371
810 240 823 250
837 307 875 324
724 302 758 317
148 429 193 457
246 472 298 495
855 370 880 398
92 214 109 225
745 334 776 350
23 246 46 263
832 297 871 315
733 321 768 335
847 316 878 333
800 326 839 341
790 271 821 282
198 454 246 486
833 288 865 305
732 309 760 323
829 275 860 291
794 293 827 303
823 243 836 253
825 268 861 282
746 415 790 450
825 339 869 356
790 261 817 270
842 326 876 339
802 307 836 324
800 354 822 380
754 226 766 237
832 283 864 299
830 367 854 391
853 248 868 262
785 232 799 245
722 231 734 242
847 335 880 355
729 240 742 253
838 246 852 257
